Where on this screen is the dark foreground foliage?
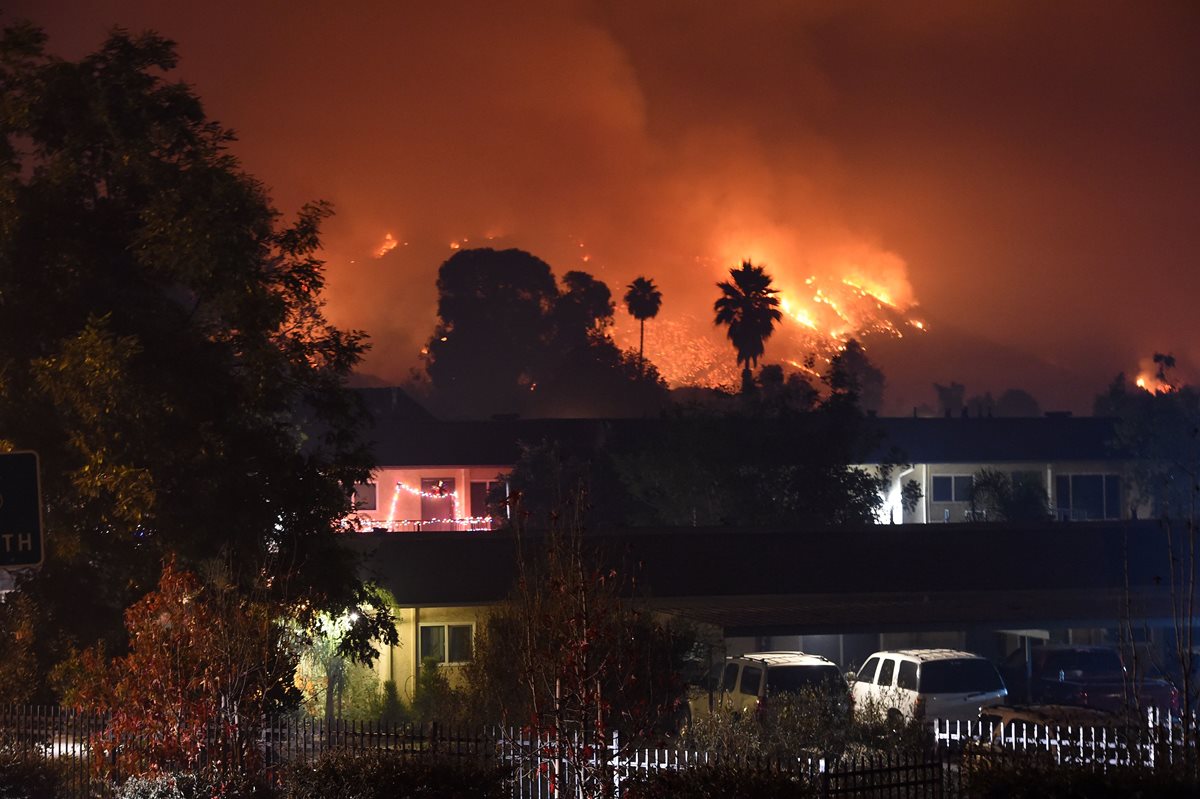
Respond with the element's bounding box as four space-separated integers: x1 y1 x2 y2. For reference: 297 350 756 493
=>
112 769 270 799
620 763 815 799
0 738 65 799
965 755 1200 799
283 749 511 799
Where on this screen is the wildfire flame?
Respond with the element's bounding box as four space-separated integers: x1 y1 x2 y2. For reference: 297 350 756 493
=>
368 229 925 392
373 232 398 258
1133 355 1178 395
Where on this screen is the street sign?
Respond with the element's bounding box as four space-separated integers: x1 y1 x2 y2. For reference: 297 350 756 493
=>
0 451 43 570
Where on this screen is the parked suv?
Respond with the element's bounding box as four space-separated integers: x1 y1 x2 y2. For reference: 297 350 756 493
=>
687 651 847 721
851 649 1007 723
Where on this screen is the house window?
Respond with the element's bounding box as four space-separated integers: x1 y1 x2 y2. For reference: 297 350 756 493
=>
469 480 507 521
352 482 377 511
419 623 474 664
1054 474 1121 520
931 475 973 502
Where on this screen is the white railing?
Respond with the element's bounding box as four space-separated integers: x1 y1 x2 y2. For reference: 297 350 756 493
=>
933 709 1197 769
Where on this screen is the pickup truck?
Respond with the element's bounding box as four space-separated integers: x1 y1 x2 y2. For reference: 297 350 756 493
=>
1001 645 1177 713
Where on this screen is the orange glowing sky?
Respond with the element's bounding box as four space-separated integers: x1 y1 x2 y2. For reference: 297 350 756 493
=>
12 1 1200 413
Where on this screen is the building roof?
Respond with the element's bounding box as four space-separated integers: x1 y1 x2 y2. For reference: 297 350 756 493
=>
362 413 1126 469
344 519 1175 634
867 416 1124 464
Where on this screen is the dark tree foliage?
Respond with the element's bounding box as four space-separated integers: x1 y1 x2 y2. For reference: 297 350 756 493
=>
934 381 966 417
426 248 559 417
1095 364 1200 722
824 338 885 414
995 388 1041 417
424 248 666 418
713 261 783 391
1094 370 1200 516
756 364 819 414
466 519 691 798
968 468 1051 522
0 24 394 701
504 397 907 529
623 275 662 371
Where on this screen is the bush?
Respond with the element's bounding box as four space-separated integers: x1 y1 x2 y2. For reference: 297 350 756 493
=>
0 740 65 799
114 770 271 799
621 763 816 799
965 753 1200 798
683 689 929 761
284 749 511 799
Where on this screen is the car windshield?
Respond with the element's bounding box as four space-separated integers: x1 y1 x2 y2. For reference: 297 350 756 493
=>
919 659 1004 694
1041 649 1122 675
766 665 843 693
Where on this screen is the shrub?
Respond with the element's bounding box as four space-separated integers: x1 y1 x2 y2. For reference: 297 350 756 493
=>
965 753 1200 798
284 749 511 799
0 740 65 799
114 770 271 799
620 763 816 799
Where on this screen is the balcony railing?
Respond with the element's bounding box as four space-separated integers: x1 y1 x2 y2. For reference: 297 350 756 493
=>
349 517 498 533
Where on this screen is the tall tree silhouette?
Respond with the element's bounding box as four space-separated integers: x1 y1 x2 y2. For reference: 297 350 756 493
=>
713 261 782 391
623 276 662 372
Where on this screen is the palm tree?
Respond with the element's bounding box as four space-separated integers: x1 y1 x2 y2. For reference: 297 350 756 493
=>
713 260 783 391
623 276 662 372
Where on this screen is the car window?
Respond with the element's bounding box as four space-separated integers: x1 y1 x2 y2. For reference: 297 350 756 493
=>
877 658 896 687
897 660 918 691
857 656 880 684
766 665 843 693
919 659 1005 693
721 663 740 693
740 665 763 696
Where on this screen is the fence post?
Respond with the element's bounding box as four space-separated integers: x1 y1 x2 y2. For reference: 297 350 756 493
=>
609 729 620 798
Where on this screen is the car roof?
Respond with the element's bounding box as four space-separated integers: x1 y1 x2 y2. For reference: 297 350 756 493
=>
734 651 838 667
870 649 986 663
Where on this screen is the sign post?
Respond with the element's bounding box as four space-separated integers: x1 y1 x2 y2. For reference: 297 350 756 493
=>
0 451 43 570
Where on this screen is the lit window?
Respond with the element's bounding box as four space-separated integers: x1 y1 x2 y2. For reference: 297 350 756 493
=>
419 623 474 664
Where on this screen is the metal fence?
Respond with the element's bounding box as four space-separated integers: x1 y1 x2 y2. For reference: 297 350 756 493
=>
7 705 1198 798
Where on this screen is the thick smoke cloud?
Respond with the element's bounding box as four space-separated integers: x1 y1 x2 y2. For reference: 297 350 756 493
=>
12 1 1200 411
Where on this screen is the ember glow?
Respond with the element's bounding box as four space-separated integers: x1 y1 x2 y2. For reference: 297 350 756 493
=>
1134 356 1178 395
373 233 398 258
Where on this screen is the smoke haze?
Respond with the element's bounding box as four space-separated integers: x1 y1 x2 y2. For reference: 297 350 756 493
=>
12 1 1200 412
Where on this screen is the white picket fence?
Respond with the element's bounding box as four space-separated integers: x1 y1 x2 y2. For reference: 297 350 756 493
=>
497 728 943 799
933 709 1199 769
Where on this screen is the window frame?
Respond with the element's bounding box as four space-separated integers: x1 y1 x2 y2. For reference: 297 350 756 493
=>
1054 472 1122 520
932 474 974 502
418 622 475 665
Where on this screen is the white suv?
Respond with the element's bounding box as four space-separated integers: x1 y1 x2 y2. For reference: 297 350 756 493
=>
851 649 1007 723
689 651 847 720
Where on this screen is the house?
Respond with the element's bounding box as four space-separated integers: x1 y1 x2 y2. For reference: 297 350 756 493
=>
346 519 1182 703
339 398 1169 703
866 415 1138 524
349 397 1138 531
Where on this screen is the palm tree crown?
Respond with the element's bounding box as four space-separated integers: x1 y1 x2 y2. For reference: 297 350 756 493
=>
713 260 782 372
624 276 662 369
